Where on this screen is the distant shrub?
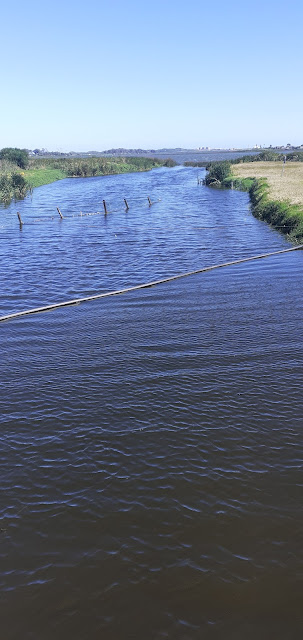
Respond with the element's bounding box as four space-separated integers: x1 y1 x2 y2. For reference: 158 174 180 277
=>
0 147 29 169
285 151 303 162
257 150 283 162
163 158 177 167
232 149 303 164
184 161 208 167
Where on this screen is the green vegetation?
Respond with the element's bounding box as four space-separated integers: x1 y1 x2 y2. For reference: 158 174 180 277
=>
184 150 303 169
203 161 254 191
249 179 303 243
27 155 176 181
283 151 303 162
0 147 29 169
24 168 67 188
232 150 303 164
163 158 177 167
204 155 303 242
184 161 208 167
204 161 231 186
0 148 30 202
233 150 283 163
0 165 28 203
222 175 254 191
0 151 176 205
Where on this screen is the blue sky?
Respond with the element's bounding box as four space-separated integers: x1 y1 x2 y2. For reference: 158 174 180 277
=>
1 0 302 151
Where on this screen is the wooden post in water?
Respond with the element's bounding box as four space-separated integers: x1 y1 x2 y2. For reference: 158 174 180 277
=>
148 196 152 206
17 212 23 227
124 198 129 210
103 200 108 214
57 207 64 219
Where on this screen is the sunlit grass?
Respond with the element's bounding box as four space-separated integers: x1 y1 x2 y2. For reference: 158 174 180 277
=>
232 161 303 206
25 168 66 188
1 156 172 204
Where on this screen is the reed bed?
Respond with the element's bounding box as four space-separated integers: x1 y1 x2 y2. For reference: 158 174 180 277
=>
0 156 173 205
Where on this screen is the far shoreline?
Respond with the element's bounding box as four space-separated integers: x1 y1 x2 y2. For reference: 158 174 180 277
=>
0 156 175 206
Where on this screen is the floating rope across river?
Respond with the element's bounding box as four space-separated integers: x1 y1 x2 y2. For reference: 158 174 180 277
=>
0 245 302 323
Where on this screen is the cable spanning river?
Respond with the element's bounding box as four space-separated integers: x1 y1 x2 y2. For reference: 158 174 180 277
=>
0 166 302 639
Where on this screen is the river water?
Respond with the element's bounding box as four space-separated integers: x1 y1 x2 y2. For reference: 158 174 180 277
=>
0 166 302 639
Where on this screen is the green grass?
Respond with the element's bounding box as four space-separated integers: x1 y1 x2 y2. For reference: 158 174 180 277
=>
223 176 254 191
226 172 303 242
25 168 67 188
249 178 303 243
1 156 175 205
204 161 303 242
27 156 167 179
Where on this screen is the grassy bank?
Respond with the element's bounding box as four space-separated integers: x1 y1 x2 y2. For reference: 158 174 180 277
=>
231 162 303 242
232 161 303 205
27 156 169 181
24 168 67 188
204 158 303 243
247 177 303 243
0 156 174 204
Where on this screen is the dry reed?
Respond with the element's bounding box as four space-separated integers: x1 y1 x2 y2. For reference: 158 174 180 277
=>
232 162 303 206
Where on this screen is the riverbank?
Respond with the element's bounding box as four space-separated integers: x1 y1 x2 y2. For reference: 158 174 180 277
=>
0 156 173 204
232 161 303 205
204 159 303 243
231 162 303 243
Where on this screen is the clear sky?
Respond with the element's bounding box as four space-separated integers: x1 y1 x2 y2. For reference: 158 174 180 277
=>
1 0 302 151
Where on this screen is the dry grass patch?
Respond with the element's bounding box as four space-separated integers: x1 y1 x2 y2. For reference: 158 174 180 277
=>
232 162 303 206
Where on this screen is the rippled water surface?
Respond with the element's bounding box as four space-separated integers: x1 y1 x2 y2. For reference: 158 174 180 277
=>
0 167 302 639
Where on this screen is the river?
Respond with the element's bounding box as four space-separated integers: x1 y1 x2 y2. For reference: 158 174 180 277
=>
0 165 302 639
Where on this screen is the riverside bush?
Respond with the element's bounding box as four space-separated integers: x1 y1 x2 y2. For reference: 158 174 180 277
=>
0 172 29 202
0 147 29 169
204 161 231 185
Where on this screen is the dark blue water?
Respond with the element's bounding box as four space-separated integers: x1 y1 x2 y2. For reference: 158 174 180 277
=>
0 167 302 639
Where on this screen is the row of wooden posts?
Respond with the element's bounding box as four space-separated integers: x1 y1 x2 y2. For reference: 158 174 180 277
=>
17 196 157 226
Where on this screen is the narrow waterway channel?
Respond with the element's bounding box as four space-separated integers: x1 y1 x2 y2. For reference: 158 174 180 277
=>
0 166 302 639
